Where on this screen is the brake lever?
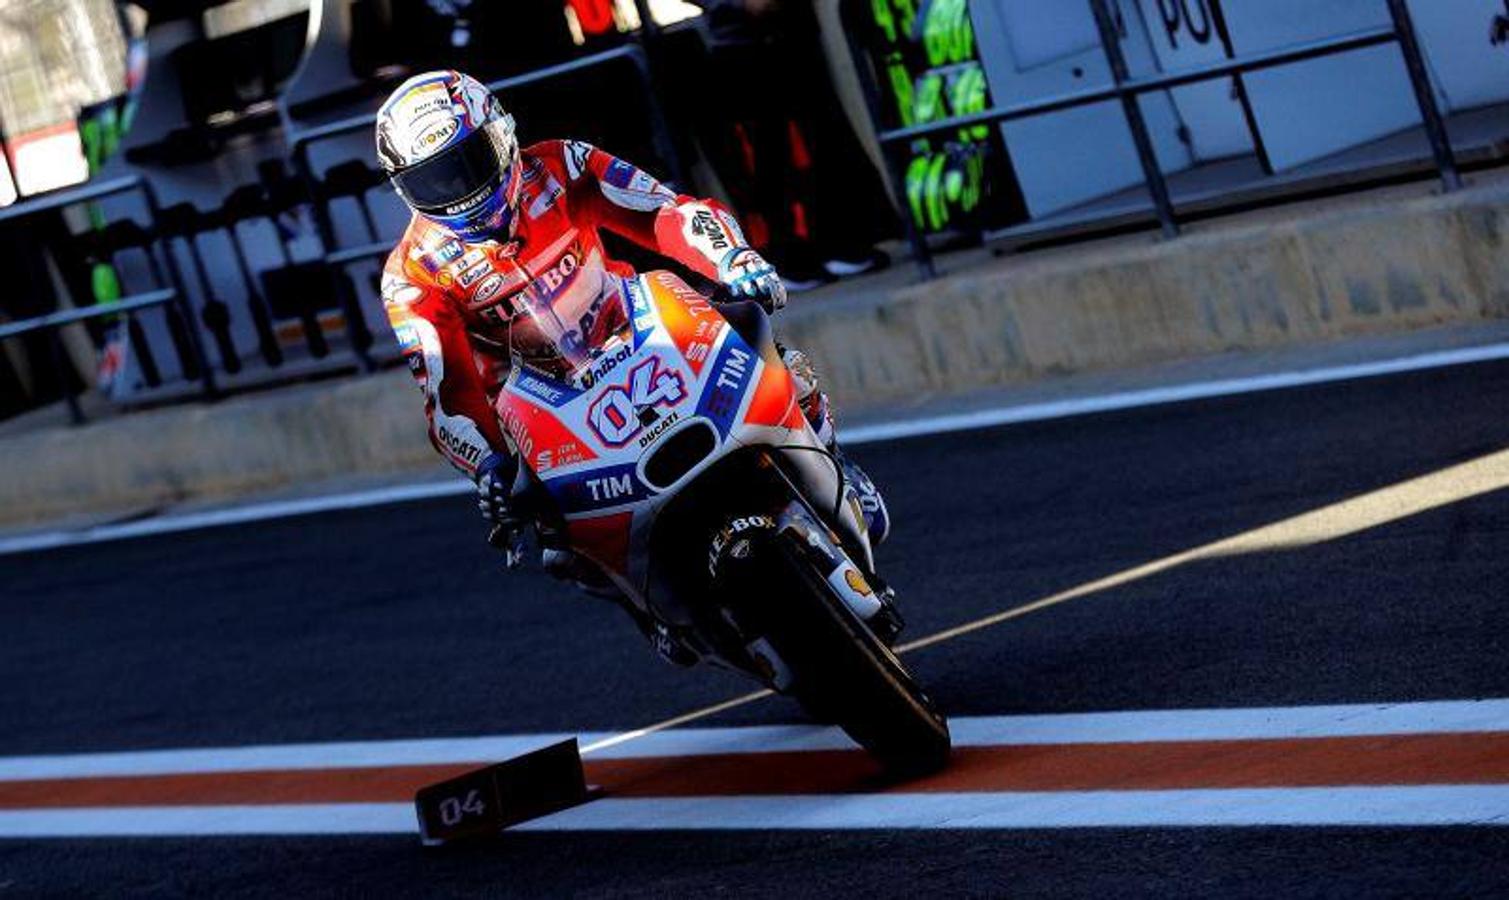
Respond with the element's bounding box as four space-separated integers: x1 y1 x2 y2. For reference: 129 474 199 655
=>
505 530 529 570
487 522 530 570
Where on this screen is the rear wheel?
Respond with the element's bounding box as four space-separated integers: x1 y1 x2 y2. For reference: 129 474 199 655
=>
743 534 951 774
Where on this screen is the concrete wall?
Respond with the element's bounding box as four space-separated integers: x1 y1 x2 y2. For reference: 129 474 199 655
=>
0 370 438 526
4 179 1508 527
783 182 1509 408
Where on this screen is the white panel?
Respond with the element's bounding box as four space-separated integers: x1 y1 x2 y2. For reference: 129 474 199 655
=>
1408 0 1509 111
973 0 1193 218
1134 0 1254 161
999 103 1161 216
998 1 1100 68
1221 0 1418 171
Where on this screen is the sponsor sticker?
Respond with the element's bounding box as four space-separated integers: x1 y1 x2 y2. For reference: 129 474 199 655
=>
528 179 566 220
844 568 874 597
473 273 507 304
457 263 491 290
696 338 755 437
636 409 680 448
534 249 580 298
437 424 485 467
393 323 421 354
533 441 592 475
586 355 687 447
603 159 638 189
584 472 637 503
709 515 776 576
381 278 424 307
516 371 577 408
689 208 730 252
411 117 460 157
394 80 452 124
499 405 535 463
420 240 464 273
564 140 593 180
578 342 634 390
829 565 884 619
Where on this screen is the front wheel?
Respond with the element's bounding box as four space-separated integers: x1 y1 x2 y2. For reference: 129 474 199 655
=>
746 534 951 774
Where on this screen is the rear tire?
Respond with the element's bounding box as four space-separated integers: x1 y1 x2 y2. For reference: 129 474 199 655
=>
747 535 951 774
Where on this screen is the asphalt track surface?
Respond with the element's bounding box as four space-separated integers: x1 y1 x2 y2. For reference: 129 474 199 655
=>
2 358 1508 896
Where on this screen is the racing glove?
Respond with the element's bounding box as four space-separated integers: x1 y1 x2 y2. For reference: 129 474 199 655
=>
475 453 527 531
718 247 787 313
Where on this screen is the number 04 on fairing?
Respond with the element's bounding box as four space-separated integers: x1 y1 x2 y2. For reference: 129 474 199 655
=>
497 265 951 772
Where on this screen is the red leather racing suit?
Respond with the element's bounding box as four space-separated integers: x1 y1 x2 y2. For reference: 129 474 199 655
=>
381 140 750 478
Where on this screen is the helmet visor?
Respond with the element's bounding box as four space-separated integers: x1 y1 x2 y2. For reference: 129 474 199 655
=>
390 126 513 215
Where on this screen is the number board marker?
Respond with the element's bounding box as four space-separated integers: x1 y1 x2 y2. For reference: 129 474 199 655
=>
414 738 600 845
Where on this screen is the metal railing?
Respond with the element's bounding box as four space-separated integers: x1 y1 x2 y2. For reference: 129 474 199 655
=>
0 175 214 422
285 43 686 372
1 42 687 424
860 0 1460 278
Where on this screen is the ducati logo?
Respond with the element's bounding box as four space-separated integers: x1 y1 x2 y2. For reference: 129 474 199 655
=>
690 209 729 251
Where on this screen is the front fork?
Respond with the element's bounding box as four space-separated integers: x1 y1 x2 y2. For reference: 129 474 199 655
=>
709 497 900 690
771 501 885 624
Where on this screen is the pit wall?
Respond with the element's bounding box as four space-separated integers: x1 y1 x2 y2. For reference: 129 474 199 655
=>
4 180 1507 528
782 182 1509 409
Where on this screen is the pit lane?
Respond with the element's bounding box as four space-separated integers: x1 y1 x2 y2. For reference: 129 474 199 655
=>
1 357 1506 895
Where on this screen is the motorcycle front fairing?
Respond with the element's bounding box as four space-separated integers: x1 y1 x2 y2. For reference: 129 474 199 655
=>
495 266 871 635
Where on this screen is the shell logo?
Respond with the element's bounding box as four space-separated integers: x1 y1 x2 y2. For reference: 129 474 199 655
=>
844 568 874 597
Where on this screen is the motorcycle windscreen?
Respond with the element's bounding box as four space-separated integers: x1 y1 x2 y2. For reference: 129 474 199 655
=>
507 265 633 386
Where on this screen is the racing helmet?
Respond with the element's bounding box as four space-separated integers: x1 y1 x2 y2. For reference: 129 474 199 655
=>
376 70 523 241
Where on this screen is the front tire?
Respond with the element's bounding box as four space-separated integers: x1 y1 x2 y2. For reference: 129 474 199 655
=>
749 535 951 774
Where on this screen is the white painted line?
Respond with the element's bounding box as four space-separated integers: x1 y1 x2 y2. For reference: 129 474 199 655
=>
0 804 418 838
0 479 472 557
0 733 583 783
943 699 1509 748
4 785 1509 837
2 698 1505 782
842 342 1509 444
518 787 1509 831
2 340 1506 556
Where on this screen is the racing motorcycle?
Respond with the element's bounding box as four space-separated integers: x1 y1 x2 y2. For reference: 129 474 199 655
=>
493 264 950 773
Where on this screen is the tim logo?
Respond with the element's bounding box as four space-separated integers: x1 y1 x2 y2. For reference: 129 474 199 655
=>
584 473 635 502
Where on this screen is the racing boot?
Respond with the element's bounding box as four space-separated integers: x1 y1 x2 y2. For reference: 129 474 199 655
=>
542 547 619 599
542 547 700 667
781 346 891 546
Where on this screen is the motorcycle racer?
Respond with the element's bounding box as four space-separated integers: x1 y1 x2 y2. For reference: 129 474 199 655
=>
375 70 889 570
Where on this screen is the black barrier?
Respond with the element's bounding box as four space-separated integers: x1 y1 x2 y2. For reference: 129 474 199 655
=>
286 43 686 373
0 176 214 422
414 739 599 845
857 0 1462 277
